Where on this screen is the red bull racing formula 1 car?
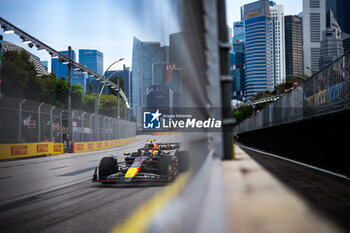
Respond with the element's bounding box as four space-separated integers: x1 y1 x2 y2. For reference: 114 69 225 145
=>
92 140 190 184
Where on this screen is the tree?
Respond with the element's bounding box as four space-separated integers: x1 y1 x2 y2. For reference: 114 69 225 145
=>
1 50 37 98
82 94 96 113
99 94 125 118
108 76 125 95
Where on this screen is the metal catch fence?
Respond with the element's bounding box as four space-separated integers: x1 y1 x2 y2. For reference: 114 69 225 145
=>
0 95 136 146
235 51 350 133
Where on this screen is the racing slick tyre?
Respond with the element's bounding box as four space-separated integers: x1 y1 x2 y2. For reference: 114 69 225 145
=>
160 156 176 182
99 157 118 180
175 151 190 173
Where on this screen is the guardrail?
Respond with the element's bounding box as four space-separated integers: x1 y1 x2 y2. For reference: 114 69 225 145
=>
235 51 350 133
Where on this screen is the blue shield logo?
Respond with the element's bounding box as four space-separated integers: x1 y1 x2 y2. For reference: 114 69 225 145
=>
143 109 162 129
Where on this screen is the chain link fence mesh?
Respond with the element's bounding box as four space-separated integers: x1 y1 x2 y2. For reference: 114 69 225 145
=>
0 95 136 148
235 51 350 133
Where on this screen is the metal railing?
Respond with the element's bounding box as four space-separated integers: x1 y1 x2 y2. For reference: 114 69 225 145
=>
235 51 350 133
0 95 136 145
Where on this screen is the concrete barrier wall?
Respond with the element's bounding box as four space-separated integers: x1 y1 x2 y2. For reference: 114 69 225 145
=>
0 142 64 160
237 109 350 176
73 136 136 153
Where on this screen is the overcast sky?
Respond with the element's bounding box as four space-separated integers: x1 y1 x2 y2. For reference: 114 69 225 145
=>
0 0 302 72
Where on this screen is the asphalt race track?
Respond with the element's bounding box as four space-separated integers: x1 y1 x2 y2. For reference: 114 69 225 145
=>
0 134 182 233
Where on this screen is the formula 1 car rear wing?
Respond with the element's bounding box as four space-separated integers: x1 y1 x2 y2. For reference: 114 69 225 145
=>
157 143 180 150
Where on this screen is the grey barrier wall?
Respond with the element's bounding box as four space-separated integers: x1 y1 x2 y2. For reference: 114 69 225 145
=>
235 51 350 133
0 95 136 144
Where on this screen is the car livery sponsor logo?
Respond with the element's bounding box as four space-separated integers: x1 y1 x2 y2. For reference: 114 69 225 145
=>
143 109 162 129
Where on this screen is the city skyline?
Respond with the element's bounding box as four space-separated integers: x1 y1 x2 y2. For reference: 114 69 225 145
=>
0 0 180 72
0 0 302 74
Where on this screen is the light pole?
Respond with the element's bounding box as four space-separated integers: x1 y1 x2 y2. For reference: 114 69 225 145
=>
96 70 121 116
67 46 73 152
95 58 124 116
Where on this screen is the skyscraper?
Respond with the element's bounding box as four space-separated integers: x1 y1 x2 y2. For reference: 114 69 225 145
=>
79 49 104 93
319 10 344 68
326 0 350 53
131 37 167 124
243 0 272 97
169 32 185 106
233 21 244 39
231 20 245 100
105 64 132 102
285 15 304 76
303 0 326 76
79 49 103 75
51 50 76 80
270 3 286 86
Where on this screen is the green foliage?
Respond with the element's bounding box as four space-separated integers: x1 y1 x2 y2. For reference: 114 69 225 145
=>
99 94 126 118
82 94 96 113
1 50 37 98
233 105 253 124
108 76 125 95
71 83 83 109
1 51 126 118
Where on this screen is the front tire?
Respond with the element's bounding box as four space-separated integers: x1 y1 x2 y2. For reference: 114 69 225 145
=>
99 157 117 180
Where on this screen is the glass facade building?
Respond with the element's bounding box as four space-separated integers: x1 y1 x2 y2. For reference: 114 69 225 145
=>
79 49 104 93
326 0 350 53
270 3 286 87
231 21 245 100
303 0 326 76
131 37 167 124
243 0 272 97
285 15 304 76
51 50 76 80
105 64 132 102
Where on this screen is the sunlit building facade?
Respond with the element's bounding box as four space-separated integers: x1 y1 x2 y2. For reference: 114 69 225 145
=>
243 0 272 97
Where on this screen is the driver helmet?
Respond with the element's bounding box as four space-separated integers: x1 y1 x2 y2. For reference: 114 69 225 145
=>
146 143 159 156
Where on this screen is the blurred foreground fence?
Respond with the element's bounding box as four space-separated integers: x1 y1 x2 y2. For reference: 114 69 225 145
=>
0 95 136 145
235 51 350 133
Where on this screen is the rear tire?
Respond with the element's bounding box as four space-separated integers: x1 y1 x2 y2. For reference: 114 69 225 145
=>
175 151 190 173
99 157 117 180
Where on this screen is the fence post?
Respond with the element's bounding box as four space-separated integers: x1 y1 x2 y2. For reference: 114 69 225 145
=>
90 113 94 142
97 115 101 141
103 116 107 141
81 112 86 142
50 106 55 142
38 102 44 142
60 110 65 143
18 99 26 143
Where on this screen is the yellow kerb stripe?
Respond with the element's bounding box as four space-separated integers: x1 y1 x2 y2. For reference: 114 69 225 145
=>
110 172 191 233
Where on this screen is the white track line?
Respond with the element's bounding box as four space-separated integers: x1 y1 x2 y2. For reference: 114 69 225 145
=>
238 144 350 181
